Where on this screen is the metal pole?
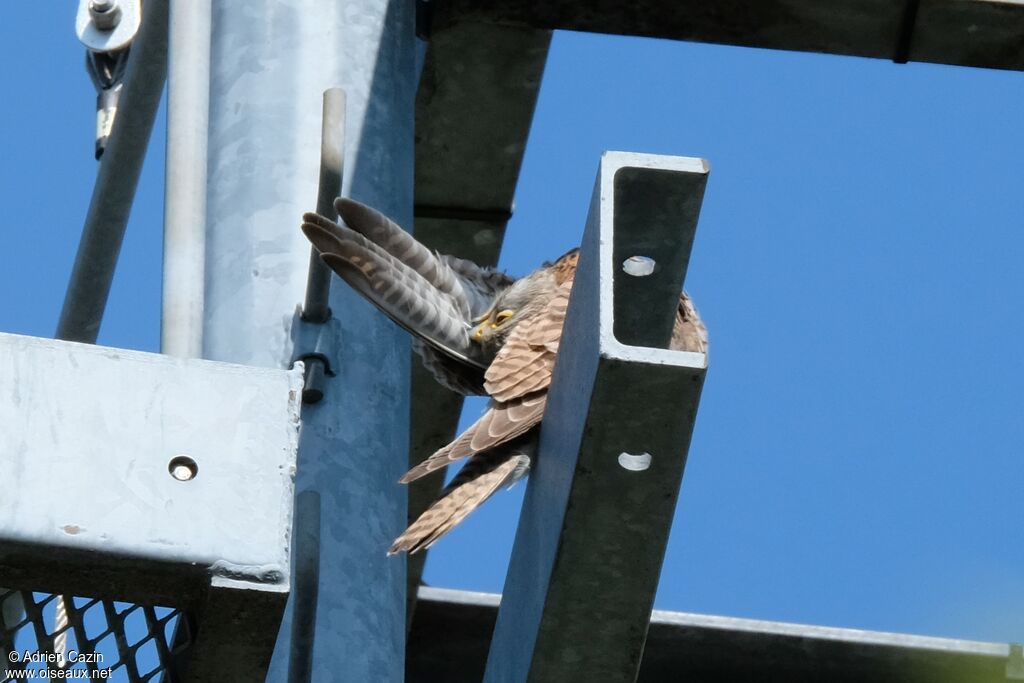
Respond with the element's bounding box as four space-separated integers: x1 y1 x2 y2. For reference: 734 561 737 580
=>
298 89 346 404
203 2 414 681
302 88 346 325
56 0 169 343
161 0 211 358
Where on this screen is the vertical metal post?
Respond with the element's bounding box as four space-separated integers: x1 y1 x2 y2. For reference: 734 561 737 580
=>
297 89 346 404
203 2 414 681
161 0 212 358
302 89 346 326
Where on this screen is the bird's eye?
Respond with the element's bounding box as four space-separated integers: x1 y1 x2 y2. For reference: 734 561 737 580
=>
494 309 514 325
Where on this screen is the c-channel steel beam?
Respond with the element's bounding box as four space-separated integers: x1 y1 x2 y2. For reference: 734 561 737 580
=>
57 0 169 343
483 152 709 683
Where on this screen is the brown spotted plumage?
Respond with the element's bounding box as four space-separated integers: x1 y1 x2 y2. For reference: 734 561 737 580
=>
301 198 707 555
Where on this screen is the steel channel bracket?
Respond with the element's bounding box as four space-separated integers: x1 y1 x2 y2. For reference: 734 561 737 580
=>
484 152 710 683
0 333 301 681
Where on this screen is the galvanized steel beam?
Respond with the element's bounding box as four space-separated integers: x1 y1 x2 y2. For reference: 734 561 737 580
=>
483 152 709 683
410 587 1018 683
197 2 416 681
430 0 1024 72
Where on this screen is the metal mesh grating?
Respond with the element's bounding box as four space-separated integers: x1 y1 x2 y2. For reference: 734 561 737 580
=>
0 589 191 682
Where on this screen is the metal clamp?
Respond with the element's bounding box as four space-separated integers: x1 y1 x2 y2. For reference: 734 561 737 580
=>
78 0 142 158
290 306 344 404
85 48 130 159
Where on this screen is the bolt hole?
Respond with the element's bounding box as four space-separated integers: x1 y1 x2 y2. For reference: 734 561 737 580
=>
622 255 656 277
618 452 652 472
168 455 198 482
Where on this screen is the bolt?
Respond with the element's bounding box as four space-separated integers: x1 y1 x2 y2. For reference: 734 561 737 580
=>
89 0 122 30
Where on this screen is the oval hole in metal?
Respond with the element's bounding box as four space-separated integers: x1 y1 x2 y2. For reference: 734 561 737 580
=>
622 255 656 277
617 452 652 472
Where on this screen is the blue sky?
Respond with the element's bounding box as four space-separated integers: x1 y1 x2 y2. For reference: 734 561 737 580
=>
4 7 1023 647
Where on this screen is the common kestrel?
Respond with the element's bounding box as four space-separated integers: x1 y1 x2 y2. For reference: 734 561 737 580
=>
301 198 707 554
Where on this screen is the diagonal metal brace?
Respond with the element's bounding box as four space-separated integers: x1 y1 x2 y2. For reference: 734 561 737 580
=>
484 151 710 683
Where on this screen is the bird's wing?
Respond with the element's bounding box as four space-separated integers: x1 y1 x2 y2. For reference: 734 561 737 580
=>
302 202 499 370
399 251 578 483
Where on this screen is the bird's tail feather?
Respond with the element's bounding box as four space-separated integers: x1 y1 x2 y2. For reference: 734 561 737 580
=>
389 451 530 555
334 198 472 313
400 393 544 484
302 213 485 368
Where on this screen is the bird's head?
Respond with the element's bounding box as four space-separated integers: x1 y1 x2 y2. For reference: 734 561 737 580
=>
470 267 557 349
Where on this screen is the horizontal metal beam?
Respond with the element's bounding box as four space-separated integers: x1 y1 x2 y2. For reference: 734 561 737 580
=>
57 0 169 343
409 587 1019 683
0 332 299 678
484 152 709 683
430 0 1024 72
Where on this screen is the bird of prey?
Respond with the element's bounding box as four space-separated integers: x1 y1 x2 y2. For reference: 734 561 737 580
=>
301 198 707 554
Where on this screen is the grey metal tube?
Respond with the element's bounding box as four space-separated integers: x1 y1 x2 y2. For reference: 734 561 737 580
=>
302 88 346 325
56 0 169 343
161 0 211 358
202 2 415 680
299 88 346 403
